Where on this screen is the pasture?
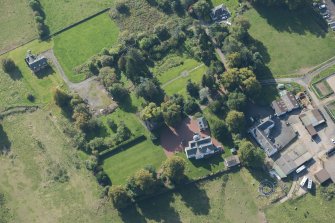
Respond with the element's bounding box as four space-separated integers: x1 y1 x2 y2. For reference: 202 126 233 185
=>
265 190 335 223
325 100 335 120
245 6 335 78
39 0 114 33
0 0 37 53
0 111 118 222
54 13 119 83
311 64 335 84
312 80 334 99
0 40 63 110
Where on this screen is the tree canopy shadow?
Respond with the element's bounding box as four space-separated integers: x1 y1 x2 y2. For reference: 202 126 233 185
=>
253 4 327 37
0 125 11 153
119 204 147 223
136 192 182 223
190 154 224 171
118 94 138 113
6 66 23 80
178 183 211 215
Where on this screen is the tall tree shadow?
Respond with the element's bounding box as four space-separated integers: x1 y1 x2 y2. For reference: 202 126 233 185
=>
253 4 327 37
119 204 147 223
5 66 23 80
136 192 182 223
178 183 211 215
0 125 11 153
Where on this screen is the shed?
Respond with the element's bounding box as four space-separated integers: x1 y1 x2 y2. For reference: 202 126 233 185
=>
314 169 330 184
225 155 240 168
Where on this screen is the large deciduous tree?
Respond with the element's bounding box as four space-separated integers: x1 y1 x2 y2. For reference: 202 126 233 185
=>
160 156 186 183
238 139 265 169
226 110 245 134
109 185 132 210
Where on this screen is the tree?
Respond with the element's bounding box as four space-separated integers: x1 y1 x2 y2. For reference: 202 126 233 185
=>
238 139 265 169
135 78 165 104
124 49 150 83
160 156 186 183
108 83 129 102
140 103 164 125
227 92 247 111
107 118 118 132
154 24 171 41
115 122 131 144
242 76 261 100
210 120 230 142
186 79 200 98
192 0 212 21
109 185 132 210
184 98 199 115
133 169 158 195
72 103 91 130
161 101 182 127
321 184 335 201
169 94 184 108
209 99 227 116
201 73 216 89
1 58 16 73
53 88 72 110
226 110 245 134
199 87 210 104
221 68 241 91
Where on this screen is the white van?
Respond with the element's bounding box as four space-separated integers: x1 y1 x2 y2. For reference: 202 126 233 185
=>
296 165 306 174
307 179 313 189
300 176 308 187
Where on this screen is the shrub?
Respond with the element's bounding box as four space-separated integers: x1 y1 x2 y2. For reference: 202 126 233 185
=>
109 186 132 210
184 98 199 115
108 83 129 102
321 184 335 201
106 118 118 132
1 58 16 73
115 1 129 14
29 0 41 11
27 93 35 102
96 170 111 186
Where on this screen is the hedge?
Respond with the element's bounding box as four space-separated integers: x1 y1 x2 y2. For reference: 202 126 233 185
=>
99 135 146 160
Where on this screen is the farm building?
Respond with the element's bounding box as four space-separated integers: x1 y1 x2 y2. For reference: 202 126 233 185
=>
272 91 299 116
249 116 297 157
210 4 230 23
25 50 48 72
299 109 325 137
225 155 240 168
184 134 221 160
314 168 331 184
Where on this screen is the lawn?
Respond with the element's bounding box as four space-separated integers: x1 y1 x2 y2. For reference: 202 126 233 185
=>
54 13 119 83
103 139 166 185
0 40 64 110
266 190 335 223
39 0 114 33
312 80 334 99
0 111 118 222
245 6 335 78
163 63 207 97
0 0 37 53
211 0 240 11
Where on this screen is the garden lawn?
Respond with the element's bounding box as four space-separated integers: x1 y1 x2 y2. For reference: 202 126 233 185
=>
0 0 37 53
153 55 202 84
103 139 166 185
39 0 114 33
0 40 63 110
245 6 335 78
211 0 240 11
163 64 207 97
266 190 335 223
54 13 119 83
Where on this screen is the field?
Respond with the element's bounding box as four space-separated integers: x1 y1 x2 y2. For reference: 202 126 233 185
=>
39 0 114 33
312 80 334 99
0 40 64 110
54 13 119 83
0 0 37 53
211 0 240 11
0 111 119 222
325 100 335 120
311 64 335 84
245 6 335 78
266 191 335 223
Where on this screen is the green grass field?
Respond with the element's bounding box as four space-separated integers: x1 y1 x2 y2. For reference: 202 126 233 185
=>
245 6 335 78
266 191 335 223
0 0 37 53
312 64 335 84
0 40 63 110
211 0 240 9
40 0 114 33
163 63 207 97
103 139 166 185
54 13 119 83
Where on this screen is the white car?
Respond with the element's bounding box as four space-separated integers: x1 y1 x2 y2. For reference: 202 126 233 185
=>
300 176 308 187
319 4 327 10
296 165 306 174
331 138 335 144
307 179 313 189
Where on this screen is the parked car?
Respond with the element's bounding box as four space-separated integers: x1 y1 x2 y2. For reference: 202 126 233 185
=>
323 14 331 19
300 176 308 187
307 178 313 189
331 138 335 144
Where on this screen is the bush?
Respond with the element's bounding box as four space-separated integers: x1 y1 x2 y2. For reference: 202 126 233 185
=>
29 0 41 11
96 170 111 186
109 186 132 210
184 98 199 115
1 58 16 73
107 118 118 132
27 93 35 102
108 83 129 102
115 1 129 14
321 184 335 201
